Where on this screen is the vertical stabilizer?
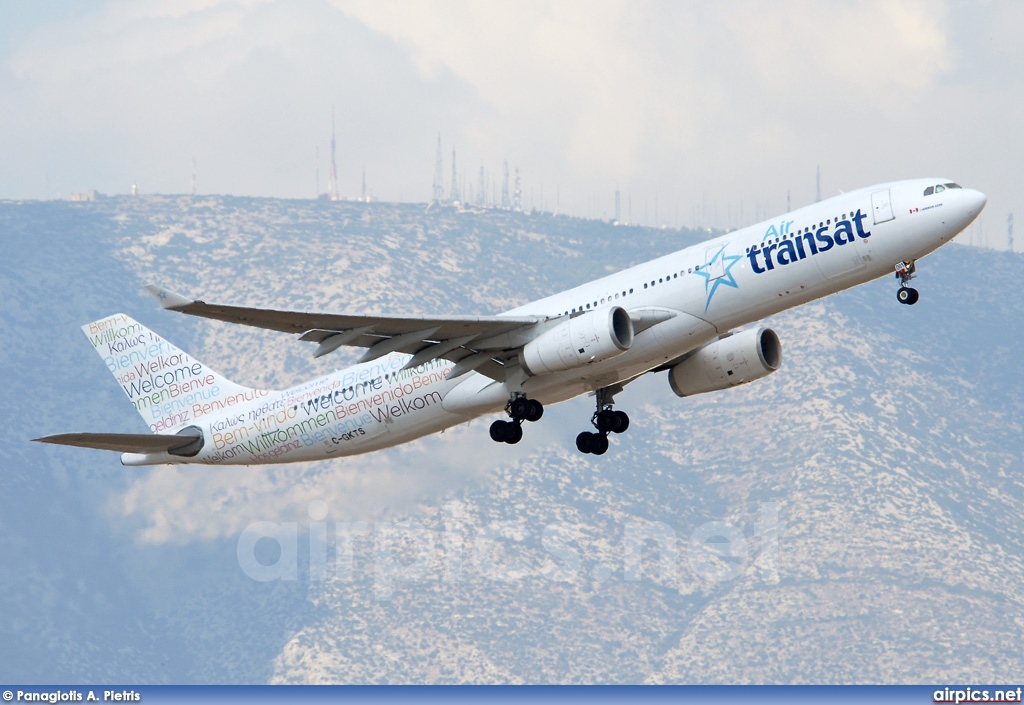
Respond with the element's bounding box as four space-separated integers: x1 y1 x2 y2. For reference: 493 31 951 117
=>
83 313 271 433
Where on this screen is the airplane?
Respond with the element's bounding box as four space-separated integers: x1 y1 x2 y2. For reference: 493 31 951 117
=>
34 178 985 464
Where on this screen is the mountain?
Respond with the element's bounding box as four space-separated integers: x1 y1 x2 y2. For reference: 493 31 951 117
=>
1 195 1021 683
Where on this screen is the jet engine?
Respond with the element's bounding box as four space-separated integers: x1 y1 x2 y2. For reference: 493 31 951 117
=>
669 327 781 397
521 306 634 376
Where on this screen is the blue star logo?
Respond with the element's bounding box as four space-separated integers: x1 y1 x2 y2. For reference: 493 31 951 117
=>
693 244 742 311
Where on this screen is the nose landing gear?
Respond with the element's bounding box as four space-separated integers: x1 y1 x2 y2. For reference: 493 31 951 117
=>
576 386 630 455
895 260 919 305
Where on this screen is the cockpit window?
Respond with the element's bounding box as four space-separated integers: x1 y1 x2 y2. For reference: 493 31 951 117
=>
925 182 962 196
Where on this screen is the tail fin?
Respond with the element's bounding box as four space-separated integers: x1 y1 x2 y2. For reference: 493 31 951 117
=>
84 313 271 433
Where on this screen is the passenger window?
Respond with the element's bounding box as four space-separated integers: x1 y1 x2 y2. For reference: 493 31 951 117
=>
644 283 648 289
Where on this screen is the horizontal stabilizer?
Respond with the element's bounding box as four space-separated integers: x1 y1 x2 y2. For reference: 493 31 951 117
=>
145 285 194 310
33 429 204 456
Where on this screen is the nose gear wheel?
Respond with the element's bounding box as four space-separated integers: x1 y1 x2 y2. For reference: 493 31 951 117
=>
894 260 919 305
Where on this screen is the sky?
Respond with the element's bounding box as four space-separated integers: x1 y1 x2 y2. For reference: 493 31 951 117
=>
1 0 1021 246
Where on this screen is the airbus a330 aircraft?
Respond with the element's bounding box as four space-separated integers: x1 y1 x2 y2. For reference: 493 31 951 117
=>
35 178 985 464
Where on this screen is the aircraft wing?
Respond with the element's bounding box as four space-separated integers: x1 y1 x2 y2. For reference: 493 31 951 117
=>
33 430 203 456
146 285 547 379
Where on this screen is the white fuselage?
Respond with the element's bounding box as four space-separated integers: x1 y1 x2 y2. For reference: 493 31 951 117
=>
123 178 985 465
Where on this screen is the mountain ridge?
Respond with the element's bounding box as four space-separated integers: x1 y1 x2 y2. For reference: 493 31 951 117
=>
1 196 1021 683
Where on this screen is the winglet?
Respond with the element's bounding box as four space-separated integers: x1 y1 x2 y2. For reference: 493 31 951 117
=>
145 284 194 310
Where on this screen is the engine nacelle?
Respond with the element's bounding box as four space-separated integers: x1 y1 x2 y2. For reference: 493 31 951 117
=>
521 306 634 376
669 327 782 397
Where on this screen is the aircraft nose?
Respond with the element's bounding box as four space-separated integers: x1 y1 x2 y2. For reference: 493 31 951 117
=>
965 188 987 214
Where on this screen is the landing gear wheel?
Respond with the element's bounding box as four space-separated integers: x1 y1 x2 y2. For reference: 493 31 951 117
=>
490 420 523 444
504 422 523 444
576 431 608 455
894 260 919 305
526 399 544 422
578 386 630 454
595 409 619 433
509 397 531 421
490 420 510 443
613 410 630 434
897 286 919 305
576 431 595 454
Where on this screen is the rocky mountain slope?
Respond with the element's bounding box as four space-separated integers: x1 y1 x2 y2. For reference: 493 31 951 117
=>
1 195 1021 683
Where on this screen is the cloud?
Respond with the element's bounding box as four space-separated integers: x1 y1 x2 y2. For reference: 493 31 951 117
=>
333 0 953 202
1 0 475 199
110 405 573 545
1 0 1019 245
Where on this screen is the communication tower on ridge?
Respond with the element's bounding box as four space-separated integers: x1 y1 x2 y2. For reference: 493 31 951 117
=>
432 134 445 203
1009 213 1014 251
502 161 510 208
513 167 522 211
450 146 460 203
328 107 339 201
190 158 196 196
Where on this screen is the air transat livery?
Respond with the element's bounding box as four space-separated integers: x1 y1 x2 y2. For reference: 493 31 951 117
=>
36 178 986 463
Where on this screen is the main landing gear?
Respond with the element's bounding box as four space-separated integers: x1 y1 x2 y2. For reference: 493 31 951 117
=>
576 387 630 456
489 394 544 445
895 260 920 305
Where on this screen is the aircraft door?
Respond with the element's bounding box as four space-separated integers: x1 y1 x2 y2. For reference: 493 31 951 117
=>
871 189 894 225
704 244 727 280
